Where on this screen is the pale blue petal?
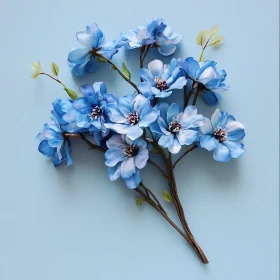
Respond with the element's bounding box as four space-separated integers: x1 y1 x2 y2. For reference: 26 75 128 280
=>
200 118 213 134
225 121 245 141
108 163 121 181
203 91 219 106
73 98 92 114
158 134 174 148
124 170 141 189
177 129 198 145
199 135 219 151
105 147 126 167
138 108 158 127
126 125 143 140
167 103 180 124
213 143 231 162
168 138 181 154
148 60 164 78
223 141 245 158
139 69 155 84
68 47 89 64
158 117 169 135
104 123 130 134
134 147 149 169
106 135 127 149
121 157 136 179
169 76 187 90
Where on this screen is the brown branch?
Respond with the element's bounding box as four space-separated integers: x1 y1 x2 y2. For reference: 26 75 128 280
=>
96 52 140 93
173 144 198 169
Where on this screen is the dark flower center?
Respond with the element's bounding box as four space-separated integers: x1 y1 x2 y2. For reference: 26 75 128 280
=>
89 47 102 58
127 110 139 125
89 106 102 120
124 145 137 157
214 127 227 141
155 77 168 91
169 119 181 133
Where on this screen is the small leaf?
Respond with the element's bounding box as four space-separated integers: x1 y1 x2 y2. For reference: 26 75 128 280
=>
51 62 59 76
31 61 42 72
122 62 131 80
110 65 117 70
163 190 172 203
96 57 107 63
64 88 77 100
196 30 208 46
31 71 40 79
136 196 144 206
209 36 225 47
210 25 218 36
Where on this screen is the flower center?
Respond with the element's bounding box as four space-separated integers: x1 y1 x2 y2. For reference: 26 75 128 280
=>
169 119 181 133
127 111 139 125
124 145 137 157
89 106 102 120
89 47 102 58
214 127 227 141
155 77 168 91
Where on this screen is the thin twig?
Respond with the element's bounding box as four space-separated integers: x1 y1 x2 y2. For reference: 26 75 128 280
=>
96 52 140 93
148 159 168 178
173 144 198 169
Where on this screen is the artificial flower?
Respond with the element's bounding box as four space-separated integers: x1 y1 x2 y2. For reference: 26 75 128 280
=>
150 103 205 154
179 57 228 105
121 18 182 56
68 23 121 76
138 58 187 99
105 135 149 189
198 109 245 162
105 94 158 140
72 82 116 144
36 121 72 167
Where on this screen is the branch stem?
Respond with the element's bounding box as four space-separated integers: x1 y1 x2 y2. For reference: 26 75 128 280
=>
97 52 140 93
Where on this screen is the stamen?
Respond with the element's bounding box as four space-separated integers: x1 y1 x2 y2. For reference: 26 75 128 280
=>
214 127 227 141
124 145 137 157
127 110 139 125
89 106 102 120
169 118 181 133
155 77 168 91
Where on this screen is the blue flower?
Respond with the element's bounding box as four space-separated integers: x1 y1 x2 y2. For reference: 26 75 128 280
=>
36 121 72 167
68 24 122 76
72 82 116 145
138 59 187 99
178 57 228 105
105 94 158 140
121 18 182 56
198 109 245 162
52 99 80 133
150 103 205 154
105 135 149 189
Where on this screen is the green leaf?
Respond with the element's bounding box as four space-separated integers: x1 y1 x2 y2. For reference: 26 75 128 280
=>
51 62 59 76
209 36 225 47
122 62 131 80
31 71 40 79
96 57 107 63
196 30 208 46
163 190 172 203
110 65 117 70
31 61 42 72
65 88 77 100
136 196 145 206
210 25 218 37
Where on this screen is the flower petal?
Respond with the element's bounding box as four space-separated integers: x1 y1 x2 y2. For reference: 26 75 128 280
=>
124 169 141 189
108 163 121 181
134 147 149 169
158 133 174 148
121 157 136 179
200 117 213 134
148 60 164 78
225 121 245 141
213 143 231 162
38 140 56 157
126 125 143 140
177 129 198 145
223 141 245 158
68 47 89 64
199 135 218 151
105 147 126 167
168 137 181 154
167 103 180 124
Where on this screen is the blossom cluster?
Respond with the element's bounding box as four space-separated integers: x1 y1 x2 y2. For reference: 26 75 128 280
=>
35 19 245 189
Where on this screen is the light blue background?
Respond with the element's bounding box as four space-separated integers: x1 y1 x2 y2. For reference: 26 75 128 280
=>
0 0 279 279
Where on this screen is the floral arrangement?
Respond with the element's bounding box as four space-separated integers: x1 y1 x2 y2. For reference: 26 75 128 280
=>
31 19 245 264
